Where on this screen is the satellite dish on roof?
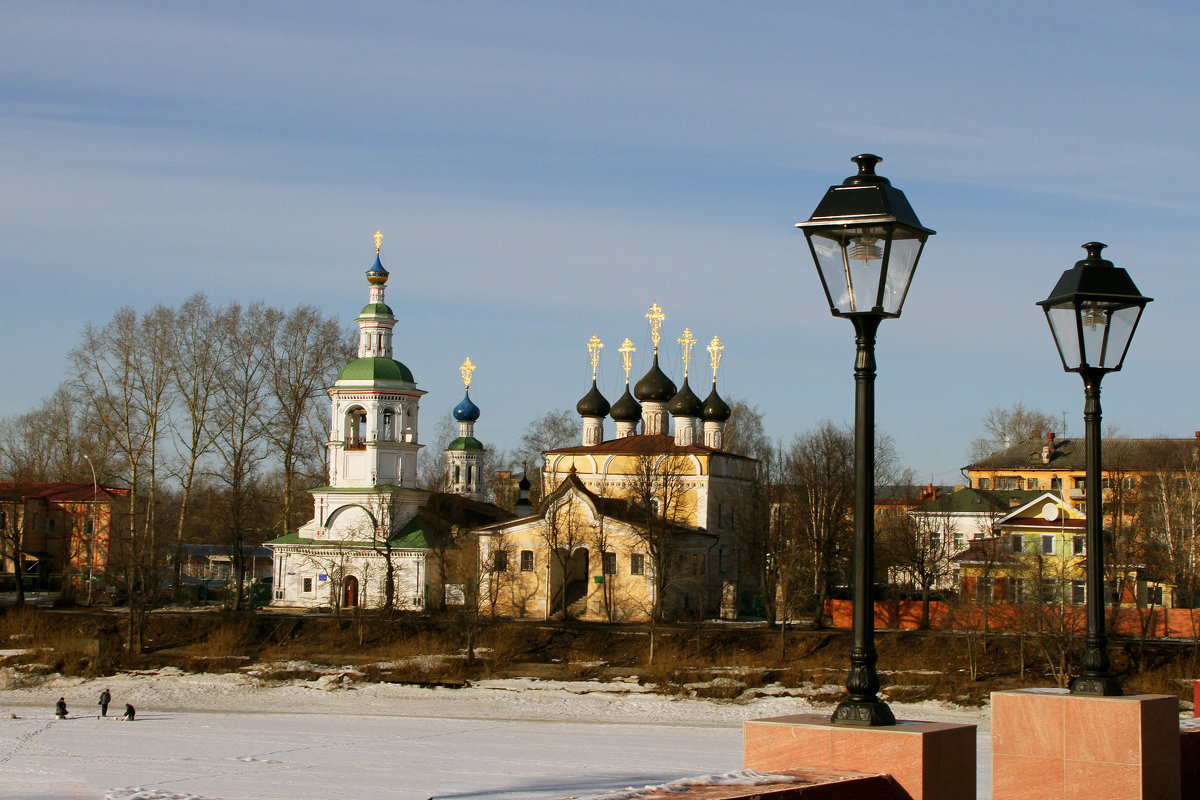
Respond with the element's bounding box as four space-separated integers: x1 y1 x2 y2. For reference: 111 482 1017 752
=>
1042 503 1059 521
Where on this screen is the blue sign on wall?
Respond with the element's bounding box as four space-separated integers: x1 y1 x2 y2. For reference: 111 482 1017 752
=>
318 574 328 581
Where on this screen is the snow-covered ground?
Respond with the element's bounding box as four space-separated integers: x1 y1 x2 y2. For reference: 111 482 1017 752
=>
0 667 993 800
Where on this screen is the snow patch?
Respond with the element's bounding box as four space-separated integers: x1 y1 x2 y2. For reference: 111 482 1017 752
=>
106 789 220 800
569 769 797 799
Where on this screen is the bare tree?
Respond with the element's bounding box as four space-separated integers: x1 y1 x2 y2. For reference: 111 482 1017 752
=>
880 495 959 629
626 453 691 624
540 494 592 619
265 305 354 535
72 305 175 652
166 294 230 599
970 402 1061 461
723 400 771 461
780 422 854 629
516 411 580 472
209 303 274 611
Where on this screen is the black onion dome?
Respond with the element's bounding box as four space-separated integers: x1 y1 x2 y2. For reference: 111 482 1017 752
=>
610 385 642 422
702 382 732 422
668 377 703 417
576 379 611 417
518 472 531 491
633 353 677 402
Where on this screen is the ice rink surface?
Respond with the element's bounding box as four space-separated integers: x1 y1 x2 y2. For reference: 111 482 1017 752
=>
0 670 992 800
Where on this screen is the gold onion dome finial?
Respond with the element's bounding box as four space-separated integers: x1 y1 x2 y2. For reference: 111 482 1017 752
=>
707 336 724 382
678 328 696 378
619 338 636 385
646 301 664 354
587 334 603 381
460 357 476 390
374 229 383 253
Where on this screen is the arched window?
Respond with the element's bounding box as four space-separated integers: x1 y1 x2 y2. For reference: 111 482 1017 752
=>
466 465 472 485
345 407 368 450
454 465 461 483
382 409 394 441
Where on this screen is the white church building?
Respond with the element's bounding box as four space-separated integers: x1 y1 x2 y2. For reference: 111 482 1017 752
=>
267 234 506 611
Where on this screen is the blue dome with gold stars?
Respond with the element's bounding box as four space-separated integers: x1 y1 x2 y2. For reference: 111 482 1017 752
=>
453 391 481 422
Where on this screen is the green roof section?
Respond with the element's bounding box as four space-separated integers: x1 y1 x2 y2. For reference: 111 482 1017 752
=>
337 356 415 384
359 302 394 317
446 436 484 451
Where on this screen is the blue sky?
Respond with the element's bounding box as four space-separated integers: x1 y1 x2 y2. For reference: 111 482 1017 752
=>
3 1 1199 483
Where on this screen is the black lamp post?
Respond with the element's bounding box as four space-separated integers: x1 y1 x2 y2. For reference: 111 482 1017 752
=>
796 154 935 725
1038 242 1151 696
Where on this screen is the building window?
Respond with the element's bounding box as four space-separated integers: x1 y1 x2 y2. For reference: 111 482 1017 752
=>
978 478 990 490
302 577 313 593
1042 535 1055 555
630 553 645 575
1071 580 1086 605
1050 477 1062 490
997 476 1020 490
1011 534 1023 553
1073 535 1085 556
1041 578 1058 603
1073 477 1086 490
1122 476 1136 490
1076 501 1087 516
1027 478 1039 490
1101 477 1112 490
976 577 993 603
1147 585 1164 606
1013 578 1029 602
603 551 617 575
492 550 509 572
519 550 534 572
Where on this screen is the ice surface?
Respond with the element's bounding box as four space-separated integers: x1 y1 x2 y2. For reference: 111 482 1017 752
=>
0 670 994 800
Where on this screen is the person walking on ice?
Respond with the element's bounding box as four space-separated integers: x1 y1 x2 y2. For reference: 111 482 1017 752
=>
121 704 135 721
55 697 67 718
98 688 111 718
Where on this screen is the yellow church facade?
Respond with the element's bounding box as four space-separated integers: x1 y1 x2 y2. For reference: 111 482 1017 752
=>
475 305 756 622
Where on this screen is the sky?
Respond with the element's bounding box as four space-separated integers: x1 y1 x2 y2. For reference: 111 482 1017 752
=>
3 1 1199 484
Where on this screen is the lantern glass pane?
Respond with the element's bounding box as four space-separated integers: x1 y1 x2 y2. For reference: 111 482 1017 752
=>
810 228 891 315
881 234 923 315
1046 303 1082 370
1096 303 1141 369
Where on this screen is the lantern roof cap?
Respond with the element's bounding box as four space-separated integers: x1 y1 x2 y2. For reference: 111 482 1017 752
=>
796 154 935 236
1038 242 1153 306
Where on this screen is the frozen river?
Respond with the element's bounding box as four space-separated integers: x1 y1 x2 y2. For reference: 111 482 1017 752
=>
0 670 992 800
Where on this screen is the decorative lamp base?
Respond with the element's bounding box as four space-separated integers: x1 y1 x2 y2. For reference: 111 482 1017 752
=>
832 699 896 727
1070 675 1123 696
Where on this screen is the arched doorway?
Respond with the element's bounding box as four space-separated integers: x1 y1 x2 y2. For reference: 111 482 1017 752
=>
343 575 359 608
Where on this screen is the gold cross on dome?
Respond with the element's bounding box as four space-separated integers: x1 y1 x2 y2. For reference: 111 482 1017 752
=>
619 338 636 384
707 336 724 382
586 334 603 380
678 328 697 378
374 230 383 253
646 302 664 351
460 357 475 389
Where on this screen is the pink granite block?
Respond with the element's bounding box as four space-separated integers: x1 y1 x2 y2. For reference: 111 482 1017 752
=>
743 715 975 800
991 689 1066 758
1063 761 1142 800
991 690 1181 800
991 754 1065 800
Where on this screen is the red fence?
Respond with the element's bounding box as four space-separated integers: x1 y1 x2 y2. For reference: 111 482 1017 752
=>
825 599 1200 639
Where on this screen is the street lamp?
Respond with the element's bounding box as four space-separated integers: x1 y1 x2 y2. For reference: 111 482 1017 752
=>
796 154 935 726
1038 242 1151 696
82 454 97 606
